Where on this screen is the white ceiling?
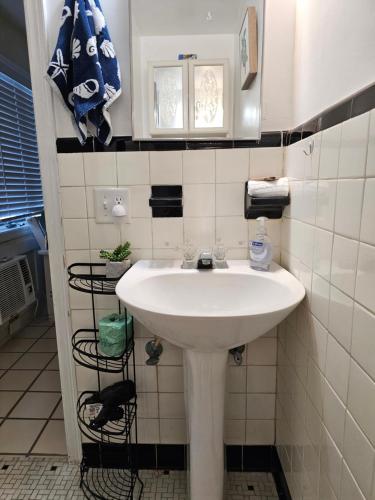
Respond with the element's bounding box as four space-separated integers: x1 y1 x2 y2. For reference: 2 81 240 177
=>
131 0 255 36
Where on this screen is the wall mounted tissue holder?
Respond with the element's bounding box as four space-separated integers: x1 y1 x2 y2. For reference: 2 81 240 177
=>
244 182 290 219
149 185 183 218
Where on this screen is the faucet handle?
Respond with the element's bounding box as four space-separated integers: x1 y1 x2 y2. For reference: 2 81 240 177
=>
182 242 196 269
214 245 226 262
213 245 228 268
183 242 196 262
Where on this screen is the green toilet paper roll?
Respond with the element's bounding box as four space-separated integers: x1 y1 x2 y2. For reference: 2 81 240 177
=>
98 313 133 357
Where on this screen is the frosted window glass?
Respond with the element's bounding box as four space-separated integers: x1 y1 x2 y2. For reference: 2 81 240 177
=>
194 65 224 129
153 66 184 130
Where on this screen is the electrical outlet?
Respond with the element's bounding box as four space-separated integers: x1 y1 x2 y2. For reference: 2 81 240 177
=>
94 188 131 223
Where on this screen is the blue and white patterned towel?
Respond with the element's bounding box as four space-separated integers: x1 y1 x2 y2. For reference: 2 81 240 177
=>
47 0 121 145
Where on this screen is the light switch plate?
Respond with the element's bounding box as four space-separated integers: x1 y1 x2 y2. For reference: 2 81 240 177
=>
94 188 131 224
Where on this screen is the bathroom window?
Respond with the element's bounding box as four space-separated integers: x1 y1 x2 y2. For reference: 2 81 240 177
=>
189 60 229 134
148 59 229 137
0 72 43 229
148 61 189 136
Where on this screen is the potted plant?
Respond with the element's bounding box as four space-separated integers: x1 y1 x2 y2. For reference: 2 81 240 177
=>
99 242 132 278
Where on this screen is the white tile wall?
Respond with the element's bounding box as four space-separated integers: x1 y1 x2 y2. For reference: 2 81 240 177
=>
338 113 370 179
334 179 364 239
117 152 150 185
83 152 117 185
277 110 375 500
355 243 375 313
316 180 337 231
351 304 375 381
331 235 359 297
318 124 342 179
150 151 183 184
58 153 85 186
367 110 375 177
361 179 375 245
183 184 215 217
59 147 283 446
216 148 249 183
250 148 284 178
182 150 215 184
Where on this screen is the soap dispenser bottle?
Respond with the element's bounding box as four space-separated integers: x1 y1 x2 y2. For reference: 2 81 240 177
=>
249 217 272 271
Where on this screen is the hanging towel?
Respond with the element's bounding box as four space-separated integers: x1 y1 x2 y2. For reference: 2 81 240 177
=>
247 177 289 198
47 0 121 145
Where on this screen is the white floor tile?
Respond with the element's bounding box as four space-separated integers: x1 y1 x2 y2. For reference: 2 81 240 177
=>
30 371 61 392
15 326 49 339
32 421 67 455
0 392 23 417
45 355 60 370
0 370 40 391
12 353 55 370
0 339 35 353
9 392 61 419
0 353 22 369
43 327 56 339
0 419 46 453
29 339 58 353
51 400 64 419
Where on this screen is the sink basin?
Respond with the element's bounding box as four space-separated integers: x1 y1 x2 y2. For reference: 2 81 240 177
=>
116 260 305 500
116 260 305 351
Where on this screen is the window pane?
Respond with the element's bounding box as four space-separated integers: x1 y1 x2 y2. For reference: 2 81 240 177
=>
194 65 224 129
0 72 43 225
153 66 184 130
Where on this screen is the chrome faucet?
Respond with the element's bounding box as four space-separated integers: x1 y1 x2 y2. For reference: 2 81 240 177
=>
197 250 213 270
181 245 228 270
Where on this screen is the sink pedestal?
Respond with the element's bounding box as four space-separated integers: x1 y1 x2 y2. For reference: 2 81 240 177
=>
184 350 228 500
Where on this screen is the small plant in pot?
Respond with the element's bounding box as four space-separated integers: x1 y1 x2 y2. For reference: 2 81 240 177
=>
100 242 132 278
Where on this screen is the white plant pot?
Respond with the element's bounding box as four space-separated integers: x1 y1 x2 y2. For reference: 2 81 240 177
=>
106 259 131 278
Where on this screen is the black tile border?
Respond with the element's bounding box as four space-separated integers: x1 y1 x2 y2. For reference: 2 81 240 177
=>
82 443 291 499
56 133 283 154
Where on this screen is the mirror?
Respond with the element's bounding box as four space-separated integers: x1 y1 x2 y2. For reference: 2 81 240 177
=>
130 0 265 140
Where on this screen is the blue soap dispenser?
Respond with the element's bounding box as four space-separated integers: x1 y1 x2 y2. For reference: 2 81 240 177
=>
249 217 273 271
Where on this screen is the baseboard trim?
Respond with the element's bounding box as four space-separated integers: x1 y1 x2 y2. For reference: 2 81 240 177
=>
82 443 291 499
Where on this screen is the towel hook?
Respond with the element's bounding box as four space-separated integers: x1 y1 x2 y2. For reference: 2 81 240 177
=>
303 140 314 157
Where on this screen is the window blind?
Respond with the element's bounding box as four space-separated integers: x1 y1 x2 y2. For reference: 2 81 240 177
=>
0 72 43 224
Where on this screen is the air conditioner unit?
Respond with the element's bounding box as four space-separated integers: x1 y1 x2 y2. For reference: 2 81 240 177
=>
0 256 36 326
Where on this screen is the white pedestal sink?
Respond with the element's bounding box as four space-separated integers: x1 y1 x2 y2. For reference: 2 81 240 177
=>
116 260 305 500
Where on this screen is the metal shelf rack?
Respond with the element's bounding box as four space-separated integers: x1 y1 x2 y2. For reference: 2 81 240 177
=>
68 263 143 499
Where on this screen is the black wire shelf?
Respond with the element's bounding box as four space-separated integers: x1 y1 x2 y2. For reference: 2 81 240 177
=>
68 263 128 295
72 329 134 374
77 391 136 445
80 461 143 500
69 261 141 499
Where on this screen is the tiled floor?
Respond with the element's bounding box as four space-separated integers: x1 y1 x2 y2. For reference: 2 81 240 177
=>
139 470 279 499
0 455 279 499
0 320 66 456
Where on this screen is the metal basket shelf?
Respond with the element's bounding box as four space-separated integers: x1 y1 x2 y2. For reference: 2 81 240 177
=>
77 391 136 445
72 329 134 373
68 263 128 295
80 461 143 500
69 260 143 498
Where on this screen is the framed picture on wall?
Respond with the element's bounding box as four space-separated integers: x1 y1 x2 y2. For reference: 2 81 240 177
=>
239 6 258 90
